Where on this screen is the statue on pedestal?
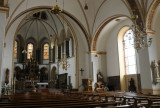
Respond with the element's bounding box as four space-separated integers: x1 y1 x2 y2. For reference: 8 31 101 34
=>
97 72 104 83
5 68 9 85
96 72 104 90
128 78 136 92
151 60 159 82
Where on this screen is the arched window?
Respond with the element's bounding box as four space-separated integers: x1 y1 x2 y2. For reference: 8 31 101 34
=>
43 43 49 60
58 46 61 60
71 37 74 56
27 43 33 59
123 29 137 74
53 47 55 63
66 40 69 58
14 41 18 59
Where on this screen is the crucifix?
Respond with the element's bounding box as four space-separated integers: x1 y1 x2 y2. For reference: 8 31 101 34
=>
80 68 84 76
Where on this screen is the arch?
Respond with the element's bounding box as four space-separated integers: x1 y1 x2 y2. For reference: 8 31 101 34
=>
26 37 37 45
50 35 57 48
16 34 25 48
14 66 22 81
5 6 90 51
40 67 48 82
117 26 130 91
66 28 72 41
15 34 25 63
146 0 160 33
39 37 50 49
57 29 66 46
39 37 50 63
91 15 130 51
9 6 80 89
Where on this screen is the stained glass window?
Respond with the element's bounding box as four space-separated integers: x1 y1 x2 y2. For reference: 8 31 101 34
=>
123 30 137 74
27 43 33 59
43 43 49 59
14 41 17 59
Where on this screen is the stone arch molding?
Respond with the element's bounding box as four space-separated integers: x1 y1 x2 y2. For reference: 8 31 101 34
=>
146 0 160 33
91 15 130 51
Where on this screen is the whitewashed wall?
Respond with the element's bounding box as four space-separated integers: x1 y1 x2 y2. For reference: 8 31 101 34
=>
64 14 91 90
148 7 160 94
0 13 6 93
58 57 75 88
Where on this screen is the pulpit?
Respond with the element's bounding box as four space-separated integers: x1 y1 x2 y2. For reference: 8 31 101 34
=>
57 73 68 89
82 78 92 91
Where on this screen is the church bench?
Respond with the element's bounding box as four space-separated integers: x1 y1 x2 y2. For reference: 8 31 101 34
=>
148 98 160 107
0 101 115 108
114 104 132 108
5 92 160 108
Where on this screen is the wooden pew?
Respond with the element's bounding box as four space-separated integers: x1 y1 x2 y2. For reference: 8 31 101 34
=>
0 92 116 108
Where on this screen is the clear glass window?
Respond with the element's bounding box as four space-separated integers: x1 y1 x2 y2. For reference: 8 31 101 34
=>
123 30 137 74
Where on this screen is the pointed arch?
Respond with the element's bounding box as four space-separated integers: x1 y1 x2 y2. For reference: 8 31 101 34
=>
92 15 130 51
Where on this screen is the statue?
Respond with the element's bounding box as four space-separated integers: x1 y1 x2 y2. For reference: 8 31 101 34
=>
96 72 105 90
151 60 159 81
97 72 104 82
158 60 160 77
5 68 9 85
128 78 136 92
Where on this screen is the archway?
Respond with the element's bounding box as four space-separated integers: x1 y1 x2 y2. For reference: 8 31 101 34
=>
4 6 87 90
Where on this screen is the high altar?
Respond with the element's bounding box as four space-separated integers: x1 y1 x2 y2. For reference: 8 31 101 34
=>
15 57 48 93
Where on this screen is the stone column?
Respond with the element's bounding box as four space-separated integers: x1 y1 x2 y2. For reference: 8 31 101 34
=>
0 7 9 94
50 47 53 63
91 53 99 90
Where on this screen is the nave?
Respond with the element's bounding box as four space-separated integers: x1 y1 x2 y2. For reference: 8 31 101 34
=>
1 1 160 108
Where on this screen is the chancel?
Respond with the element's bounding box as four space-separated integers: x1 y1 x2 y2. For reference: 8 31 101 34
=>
1 0 160 107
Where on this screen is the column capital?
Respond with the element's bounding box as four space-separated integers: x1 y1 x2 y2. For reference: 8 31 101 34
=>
0 6 9 18
88 51 107 56
0 6 8 13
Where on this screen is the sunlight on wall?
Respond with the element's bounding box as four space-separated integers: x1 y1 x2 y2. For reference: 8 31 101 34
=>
117 26 129 91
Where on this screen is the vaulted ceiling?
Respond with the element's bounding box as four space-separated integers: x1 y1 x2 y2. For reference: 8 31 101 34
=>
5 0 157 51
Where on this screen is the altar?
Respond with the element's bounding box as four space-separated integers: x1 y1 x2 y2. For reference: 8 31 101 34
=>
37 82 48 89
14 57 49 93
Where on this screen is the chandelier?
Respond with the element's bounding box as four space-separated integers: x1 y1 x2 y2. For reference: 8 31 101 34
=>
51 0 69 70
130 15 152 51
58 53 70 71
51 0 62 14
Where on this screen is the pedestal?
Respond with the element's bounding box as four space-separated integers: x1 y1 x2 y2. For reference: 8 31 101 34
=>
82 78 93 91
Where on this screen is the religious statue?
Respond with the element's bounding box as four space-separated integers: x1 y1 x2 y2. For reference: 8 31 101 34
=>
96 72 105 90
151 60 159 81
97 72 104 82
128 78 136 92
5 68 9 85
158 60 160 77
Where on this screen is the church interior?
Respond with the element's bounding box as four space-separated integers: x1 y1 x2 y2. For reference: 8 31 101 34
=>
1 0 160 107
